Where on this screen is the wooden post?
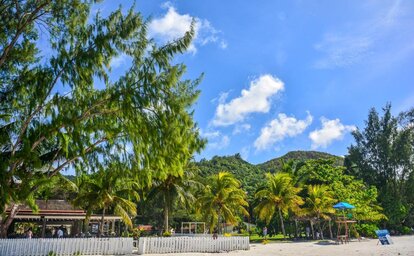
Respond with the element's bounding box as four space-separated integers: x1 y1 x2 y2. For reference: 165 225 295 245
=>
111 220 115 235
41 217 46 238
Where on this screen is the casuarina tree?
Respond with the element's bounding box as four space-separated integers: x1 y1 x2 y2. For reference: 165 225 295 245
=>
0 0 204 237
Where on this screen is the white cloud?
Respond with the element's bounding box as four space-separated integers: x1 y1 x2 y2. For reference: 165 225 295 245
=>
240 146 250 161
309 117 356 149
200 129 230 150
110 54 130 69
254 112 313 151
149 4 226 54
210 91 231 105
233 123 251 135
313 0 414 69
313 35 373 69
208 135 230 150
213 75 284 126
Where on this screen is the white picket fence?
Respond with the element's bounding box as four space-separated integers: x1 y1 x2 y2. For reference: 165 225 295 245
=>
0 237 133 256
137 236 249 254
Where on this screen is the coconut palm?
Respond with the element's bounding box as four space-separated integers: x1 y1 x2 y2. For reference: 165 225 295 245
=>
254 173 304 238
280 160 307 187
148 169 202 233
73 169 140 236
196 172 248 233
304 184 336 239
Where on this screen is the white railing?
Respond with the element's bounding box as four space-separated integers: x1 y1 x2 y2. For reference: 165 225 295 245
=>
0 237 133 256
137 236 249 254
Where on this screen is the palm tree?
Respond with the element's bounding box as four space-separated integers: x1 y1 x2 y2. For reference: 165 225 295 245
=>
196 172 248 233
304 185 335 240
254 173 303 238
148 169 202 233
73 169 140 236
280 160 307 187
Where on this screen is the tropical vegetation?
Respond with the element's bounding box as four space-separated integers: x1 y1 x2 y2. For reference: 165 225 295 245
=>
0 1 413 241
196 172 249 233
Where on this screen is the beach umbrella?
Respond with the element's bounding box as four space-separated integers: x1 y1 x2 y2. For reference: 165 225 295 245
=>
333 202 355 209
333 202 355 219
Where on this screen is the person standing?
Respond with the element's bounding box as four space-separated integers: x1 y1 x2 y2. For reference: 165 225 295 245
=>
263 226 267 240
26 228 33 239
57 226 64 238
306 226 310 240
212 229 218 240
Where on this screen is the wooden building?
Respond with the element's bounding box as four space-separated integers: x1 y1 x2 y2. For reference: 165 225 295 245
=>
6 200 122 238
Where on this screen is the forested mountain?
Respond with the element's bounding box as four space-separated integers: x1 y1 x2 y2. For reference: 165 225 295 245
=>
258 150 344 173
195 151 343 199
196 154 266 199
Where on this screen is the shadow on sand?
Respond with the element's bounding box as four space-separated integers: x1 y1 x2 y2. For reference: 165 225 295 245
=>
314 240 338 246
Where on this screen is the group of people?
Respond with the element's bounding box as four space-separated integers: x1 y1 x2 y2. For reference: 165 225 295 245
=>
25 226 64 239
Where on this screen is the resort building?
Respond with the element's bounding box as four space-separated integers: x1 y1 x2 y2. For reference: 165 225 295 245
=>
5 200 122 238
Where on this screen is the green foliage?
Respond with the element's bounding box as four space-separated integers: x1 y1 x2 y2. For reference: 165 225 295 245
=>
35 174 77 201
162 231 171 237
146 164 202 232
304 185 335 220
196 154 266 200
355 223 379 238
254 173 303 238
196 172 248 233
298 159 385 222
0 0 204 236
258 151 343 173
73 165 139 230
346 104 414 227
398 226 412 235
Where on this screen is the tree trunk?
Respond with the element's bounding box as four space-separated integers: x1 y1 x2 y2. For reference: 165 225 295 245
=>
329 219 333 239
99 207 106 237
318 222 324 240
0 203 19 238
217 209 221 234
310 220 315 239
278 207 286 238
294 219 299 238
317 215 324 240
164 204 169 233
83 210 91 233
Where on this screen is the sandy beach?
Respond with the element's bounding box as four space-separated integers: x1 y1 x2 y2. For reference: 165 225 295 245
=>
147 236 414 256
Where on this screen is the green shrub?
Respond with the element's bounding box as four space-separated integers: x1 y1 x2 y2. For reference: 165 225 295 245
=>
162 231 171 237
398 226 412 235
355 223 379 237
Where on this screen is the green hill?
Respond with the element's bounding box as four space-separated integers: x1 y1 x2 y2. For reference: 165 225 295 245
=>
196 153 266 199
257 150 344 173
195 151 343 200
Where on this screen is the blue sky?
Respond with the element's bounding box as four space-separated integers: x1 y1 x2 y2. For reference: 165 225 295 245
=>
96 0 414 164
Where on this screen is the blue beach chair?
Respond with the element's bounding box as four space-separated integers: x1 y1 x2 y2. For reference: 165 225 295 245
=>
375 230 393 245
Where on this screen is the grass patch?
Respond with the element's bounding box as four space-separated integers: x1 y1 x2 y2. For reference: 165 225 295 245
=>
249 234 288 243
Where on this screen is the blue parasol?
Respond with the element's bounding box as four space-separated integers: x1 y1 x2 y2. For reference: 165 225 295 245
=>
334 202 355 220
333 202 355 209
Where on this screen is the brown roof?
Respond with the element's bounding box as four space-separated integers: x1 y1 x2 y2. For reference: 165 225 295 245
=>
4 200 123 221
8 200 85 215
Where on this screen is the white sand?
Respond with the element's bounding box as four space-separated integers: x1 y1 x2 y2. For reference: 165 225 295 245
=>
147 236 414 256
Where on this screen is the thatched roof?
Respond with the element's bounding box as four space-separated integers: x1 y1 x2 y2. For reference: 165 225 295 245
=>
18 200 83 213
